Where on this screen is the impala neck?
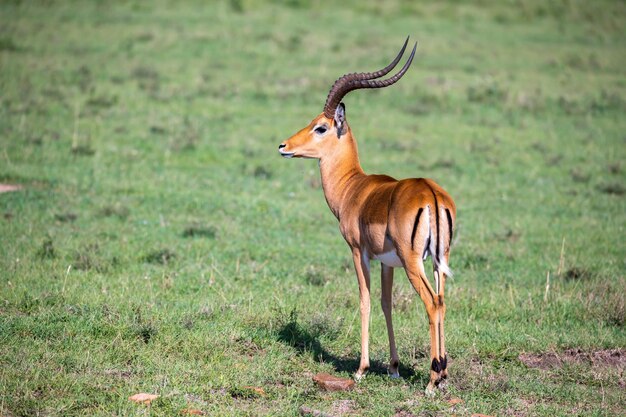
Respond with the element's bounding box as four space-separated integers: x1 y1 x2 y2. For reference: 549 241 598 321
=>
319 130 365 219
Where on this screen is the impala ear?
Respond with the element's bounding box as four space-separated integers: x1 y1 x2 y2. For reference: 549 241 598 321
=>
334 102 346 138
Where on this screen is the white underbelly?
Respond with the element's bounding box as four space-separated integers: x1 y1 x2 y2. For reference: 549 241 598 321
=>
373 250 403 268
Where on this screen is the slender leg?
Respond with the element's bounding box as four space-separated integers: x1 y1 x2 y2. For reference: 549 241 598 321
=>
381 264 400 378
352 249 371 380
426 302 442 394
401 256 441 394
436 255 449 380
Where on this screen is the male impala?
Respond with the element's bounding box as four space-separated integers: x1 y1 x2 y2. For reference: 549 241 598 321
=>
278 38 456 393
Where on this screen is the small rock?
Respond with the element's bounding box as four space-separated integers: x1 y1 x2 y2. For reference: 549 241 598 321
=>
128 393 159 404
0 184 21 193
448 398 464 406
312 373 355 391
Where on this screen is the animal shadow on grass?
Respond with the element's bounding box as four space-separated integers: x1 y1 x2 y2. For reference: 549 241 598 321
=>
275 310 417 380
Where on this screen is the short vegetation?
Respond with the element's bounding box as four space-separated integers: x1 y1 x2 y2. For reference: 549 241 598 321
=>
0 0 624 416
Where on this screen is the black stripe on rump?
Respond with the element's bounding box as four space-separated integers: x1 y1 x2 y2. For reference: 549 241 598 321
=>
445 208 453 247
410 207 423 250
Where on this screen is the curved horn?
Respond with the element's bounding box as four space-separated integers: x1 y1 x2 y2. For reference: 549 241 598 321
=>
342 36 409 82
323 40 417 118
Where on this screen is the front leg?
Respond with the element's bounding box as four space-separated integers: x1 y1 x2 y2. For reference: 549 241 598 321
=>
352 248 371 380
381 264 400 378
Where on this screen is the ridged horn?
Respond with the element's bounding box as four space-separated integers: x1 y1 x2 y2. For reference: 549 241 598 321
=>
323 39 417 119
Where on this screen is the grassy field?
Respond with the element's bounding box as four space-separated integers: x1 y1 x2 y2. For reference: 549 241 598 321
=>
1 1 625 415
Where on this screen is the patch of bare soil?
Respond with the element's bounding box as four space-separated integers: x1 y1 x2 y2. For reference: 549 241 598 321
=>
518 352 561 370
0 184 21 193
519 348 625 370
330 400 357 416
103 368 132 379
502 397 535 417
299 406 334 417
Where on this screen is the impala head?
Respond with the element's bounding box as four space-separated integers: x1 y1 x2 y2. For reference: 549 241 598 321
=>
278 37 417 160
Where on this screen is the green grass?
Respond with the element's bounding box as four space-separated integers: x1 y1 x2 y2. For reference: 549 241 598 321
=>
1 0 625 416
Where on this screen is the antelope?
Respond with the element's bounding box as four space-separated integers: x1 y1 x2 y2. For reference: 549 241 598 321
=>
278 38 456 393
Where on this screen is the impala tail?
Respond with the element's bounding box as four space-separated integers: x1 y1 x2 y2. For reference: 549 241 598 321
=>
430 203 454 278
417 182 455 279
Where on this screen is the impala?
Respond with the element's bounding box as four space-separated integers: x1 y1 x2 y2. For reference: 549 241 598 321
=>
278 38 456 393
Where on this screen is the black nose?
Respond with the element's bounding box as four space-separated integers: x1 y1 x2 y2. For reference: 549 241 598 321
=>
278 144 286 150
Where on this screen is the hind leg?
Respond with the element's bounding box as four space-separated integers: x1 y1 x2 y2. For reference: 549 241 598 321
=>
400 255 443 393
381 264 400 378
435 258 449 380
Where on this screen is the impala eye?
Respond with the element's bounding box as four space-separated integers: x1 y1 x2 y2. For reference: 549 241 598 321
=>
314 126 328 135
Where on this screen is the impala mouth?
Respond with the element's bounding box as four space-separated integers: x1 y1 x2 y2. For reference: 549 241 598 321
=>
278 144 294 158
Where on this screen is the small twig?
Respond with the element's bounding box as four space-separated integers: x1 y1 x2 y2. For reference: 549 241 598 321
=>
210 262 225 280
557 237 565 277
508 284 516 308
600 379 605 408
544 271 551 302
208 267 227 303
252 260 268 273
62 264 72 295
2 147 12 168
